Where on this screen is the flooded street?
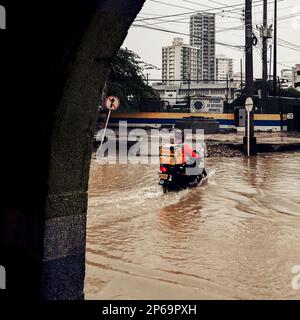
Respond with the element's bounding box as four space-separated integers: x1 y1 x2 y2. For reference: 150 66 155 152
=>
85 152 300 300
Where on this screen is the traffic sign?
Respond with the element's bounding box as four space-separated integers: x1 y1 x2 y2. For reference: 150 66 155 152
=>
287 113 294 120
245 97 254 113
245 97 254 158
104 96 120 111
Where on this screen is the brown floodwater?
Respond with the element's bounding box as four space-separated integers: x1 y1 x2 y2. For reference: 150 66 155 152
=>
85 152 300 300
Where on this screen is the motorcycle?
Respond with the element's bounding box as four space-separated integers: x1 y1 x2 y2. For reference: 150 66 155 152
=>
158 144 207 192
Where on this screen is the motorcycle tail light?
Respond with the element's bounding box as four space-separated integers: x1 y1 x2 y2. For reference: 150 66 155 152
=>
160 166 167 173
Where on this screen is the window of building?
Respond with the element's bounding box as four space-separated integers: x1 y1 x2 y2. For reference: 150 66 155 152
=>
211 89 225 94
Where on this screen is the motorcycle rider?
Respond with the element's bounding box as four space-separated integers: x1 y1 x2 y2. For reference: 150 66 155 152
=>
172 129 207 185
173 129 200 163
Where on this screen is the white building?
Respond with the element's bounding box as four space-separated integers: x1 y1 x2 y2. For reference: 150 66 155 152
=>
190 13 216 81
162 38 201 85
216 54 234 81
280 69 294 89
152 81 239 107
292 64 300 90
281 69 293 81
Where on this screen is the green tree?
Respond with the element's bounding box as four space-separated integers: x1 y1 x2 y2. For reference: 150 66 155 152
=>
106 48 159 111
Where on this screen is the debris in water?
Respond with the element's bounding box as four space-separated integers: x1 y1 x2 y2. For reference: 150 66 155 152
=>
207 144 243 158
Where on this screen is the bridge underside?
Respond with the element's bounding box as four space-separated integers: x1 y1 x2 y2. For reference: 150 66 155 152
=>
0 0 145 299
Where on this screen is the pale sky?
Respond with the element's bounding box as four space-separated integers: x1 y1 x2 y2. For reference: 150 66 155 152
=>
123 0 300 80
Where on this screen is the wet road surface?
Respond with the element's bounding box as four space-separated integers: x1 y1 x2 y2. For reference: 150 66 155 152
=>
85 152 300 300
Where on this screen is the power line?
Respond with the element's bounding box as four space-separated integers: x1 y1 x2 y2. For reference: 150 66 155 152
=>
136 0 287 24
180 0 243 17
277 42 300 53
136 0 289 30
180 0 218 10
278 38 300 51
132 23 244 50
136 0 267 22
215 10 300 35
253 29 300 53
278 62 293 68
229 0 283 13
134 15 300 53
278 61 300 63
134 0 300 73
136 14 242 28
148 0 242 20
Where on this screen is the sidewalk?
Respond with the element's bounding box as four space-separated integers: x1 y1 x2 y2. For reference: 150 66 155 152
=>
205 132 300 153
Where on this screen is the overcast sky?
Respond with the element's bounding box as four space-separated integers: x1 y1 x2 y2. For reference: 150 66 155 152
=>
123 0 300 80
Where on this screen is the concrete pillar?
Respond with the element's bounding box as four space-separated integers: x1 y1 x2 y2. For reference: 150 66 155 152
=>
0 0 145 300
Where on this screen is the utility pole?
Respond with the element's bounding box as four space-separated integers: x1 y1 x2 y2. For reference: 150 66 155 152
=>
278 76 283 132
269 44 273 80
226 74 229 105
259 0 273 110
245 0 254 100
261 0 268 103
273 0 277 95
240 58 243 92
187 74 191 109
243 0 256 155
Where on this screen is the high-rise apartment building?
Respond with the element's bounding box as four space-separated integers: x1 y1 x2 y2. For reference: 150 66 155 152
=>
162 38 201 84
216 54 234 81
190 13 216 81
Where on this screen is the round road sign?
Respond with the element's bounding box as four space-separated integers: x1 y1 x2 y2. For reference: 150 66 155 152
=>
287 113 294 120
245 97 254 112
192 100 205 112
104 96 120 111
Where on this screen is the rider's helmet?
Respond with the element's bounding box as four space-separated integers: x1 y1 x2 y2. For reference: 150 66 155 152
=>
174 129 183 144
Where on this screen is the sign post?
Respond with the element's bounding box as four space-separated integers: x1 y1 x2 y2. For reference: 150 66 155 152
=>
245 97 254 157
98 96 120 153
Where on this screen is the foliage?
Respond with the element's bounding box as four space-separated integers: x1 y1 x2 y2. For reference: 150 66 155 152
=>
106 48 159 110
